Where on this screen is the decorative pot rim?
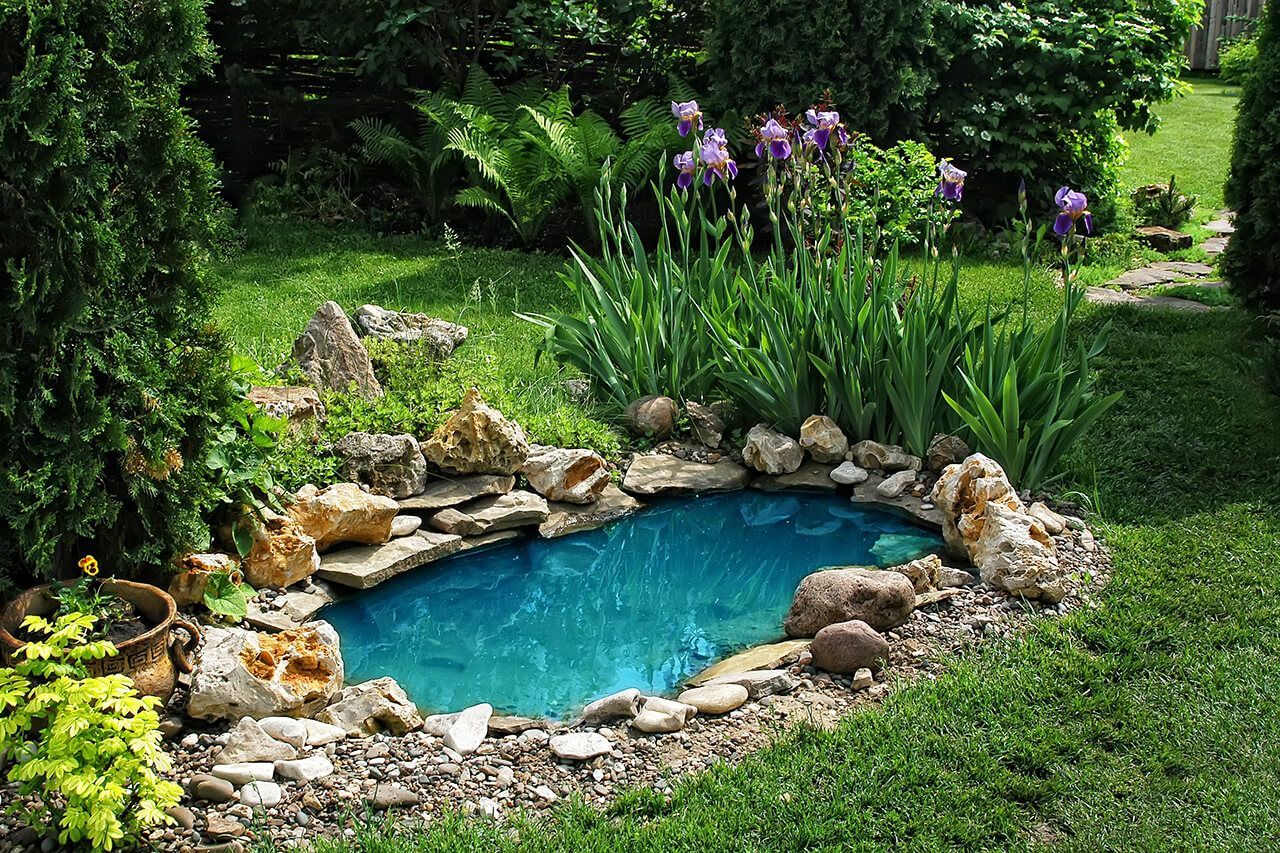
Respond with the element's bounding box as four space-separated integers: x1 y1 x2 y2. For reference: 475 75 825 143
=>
0 578 178 654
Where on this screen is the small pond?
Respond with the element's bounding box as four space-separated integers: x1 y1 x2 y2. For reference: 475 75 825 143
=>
323 491 942 719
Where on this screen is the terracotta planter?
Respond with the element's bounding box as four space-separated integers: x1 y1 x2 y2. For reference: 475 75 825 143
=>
0 579 200 702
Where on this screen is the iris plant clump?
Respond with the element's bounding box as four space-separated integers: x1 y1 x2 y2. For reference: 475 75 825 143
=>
525 96 1119 489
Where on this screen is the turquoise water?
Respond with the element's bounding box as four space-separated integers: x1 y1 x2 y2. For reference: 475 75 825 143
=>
323 491 940 719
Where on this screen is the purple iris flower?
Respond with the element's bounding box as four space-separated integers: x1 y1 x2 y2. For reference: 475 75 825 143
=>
704 127 728 147
935 160 967 202
803 109 847 151
673 151 696 190
1053 186 1093 236
755 118 792 160
698 134 738 184
671 100 703 137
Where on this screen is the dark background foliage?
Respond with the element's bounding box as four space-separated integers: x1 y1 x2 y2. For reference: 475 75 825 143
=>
0 0 233 591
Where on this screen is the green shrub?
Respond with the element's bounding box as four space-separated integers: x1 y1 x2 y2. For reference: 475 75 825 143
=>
0 0 234 588
705 0 938 143
1219 29 1259 84
1131 175 1197 230
1223 0 1280 311
0 612 183 849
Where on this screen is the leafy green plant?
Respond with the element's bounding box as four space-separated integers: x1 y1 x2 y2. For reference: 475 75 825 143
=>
202 567 254 621
1219 27 1259 85
0 612 182 850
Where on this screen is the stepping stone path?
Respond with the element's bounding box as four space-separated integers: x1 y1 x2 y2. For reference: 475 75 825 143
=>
1087 212 1235 311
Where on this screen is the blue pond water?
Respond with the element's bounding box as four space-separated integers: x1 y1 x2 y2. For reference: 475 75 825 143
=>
323 491 941 719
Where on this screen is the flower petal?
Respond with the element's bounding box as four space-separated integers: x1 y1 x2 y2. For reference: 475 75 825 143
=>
1053 212 1073 236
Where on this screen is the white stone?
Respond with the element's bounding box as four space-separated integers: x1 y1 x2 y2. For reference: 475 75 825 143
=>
239 780 283 809
211 762 275 785
389 515 423 537
275 752 335 782
259 717 309 749
580 688 642 723
852 668 875 690
929 452 1026 558
300 718 348 746
316 676 424 736
534 784 559 802
876 469 916 498
677 684 749 714
549 732 612 761
830 462 869 485
631 697 697 733
442 703 492 755
422 712 461 737
215 717 298 765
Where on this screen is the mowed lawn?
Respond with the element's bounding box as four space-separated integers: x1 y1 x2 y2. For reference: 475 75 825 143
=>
219 80 1280 850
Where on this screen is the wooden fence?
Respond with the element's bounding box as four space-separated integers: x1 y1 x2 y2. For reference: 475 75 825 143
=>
1185 0 1267 69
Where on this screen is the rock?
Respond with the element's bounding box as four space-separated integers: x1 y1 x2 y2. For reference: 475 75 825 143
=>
215 718 298 764
751 462 838 492
890 554 943 593
429 491 549 536
850 473 944 528
291 301 382 398
799 415 848 463
687 639 811 685
677 684 748 714
830 461 869 485
274 753 335 782
927 434 971 473
929 452 1027 559
287 483 399 551
316 531 462 589
443 703 492 755
239 780 283 809
166 805 196 832
168 552 238 607
397 475 516 512
849 440 921 472
852 668 875 690
809 619 890 674
422 388 530 475
487 715 546 736
334 432 428 499
702 669 797 700
938 567 976 588
371 785 420 809
1135 225 1193 252
316 676 424 736
421 711 461 736
457 529 523 552
520 446 610 504
783 567 916 636
204 814 247 840
973 503 1065 603
237 509 320 590
389 515 422 537
191 775 236 804
549 732 613 761
352 305 468 356
876 469 916 498
300 718 348 746
621 456 750 495
580 688 642 723
916 589 960 608
258 716 308 748
685 401 725 448
211 762 275 785
247 385 326 429
244 588 332 633
1028 501 1067 535
623 395 678 439
539 484 644 538
742 424 803 475
632 697 697 733
188 623 344 721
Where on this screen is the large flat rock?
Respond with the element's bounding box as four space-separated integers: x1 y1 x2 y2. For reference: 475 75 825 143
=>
397 475 515 512
316 531 462 589
751 462 839 492
622 455 750 496
539 484 644 538
245 589 333 632
1107 267 1183 290
849 473 943 528
687 639 811 686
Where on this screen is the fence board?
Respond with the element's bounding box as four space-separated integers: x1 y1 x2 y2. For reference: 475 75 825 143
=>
1185 0 1266 69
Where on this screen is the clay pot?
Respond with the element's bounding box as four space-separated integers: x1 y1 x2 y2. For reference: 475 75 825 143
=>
0 579 199 702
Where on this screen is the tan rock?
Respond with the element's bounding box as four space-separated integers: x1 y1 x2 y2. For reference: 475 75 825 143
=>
422 388 530 475
973 503 1065 603
315 531 463 589
352 304 468 356
929 452 1027 558
623 395 678 439
247 386 326 428
799 415 848 463
927 433 971 473
519 446 610 504
677 684 748 714
287 483 399 552
783 567 916 636
687 639 811 685
621 456 750 495
539 484 643 538
742 424 804 475
1028 501 1067 535
850 440 922 472
316 676 424 736
891 553 943 593
397 474 516 511
169 552 238 607
291 301 382 398
240 511 320 589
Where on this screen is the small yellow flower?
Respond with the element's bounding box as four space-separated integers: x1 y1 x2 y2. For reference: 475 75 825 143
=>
79 555 99 577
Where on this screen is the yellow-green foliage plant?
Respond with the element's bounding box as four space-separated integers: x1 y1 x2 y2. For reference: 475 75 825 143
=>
0 613 182 850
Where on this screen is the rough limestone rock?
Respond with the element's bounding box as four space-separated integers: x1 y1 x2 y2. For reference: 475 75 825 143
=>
677 684 748 714
258 716 308 748
429 491 549 536
783 567 916 636
621 456 750 495
287 483 399 551
422 389 530 475
316 676 424 736
1028 501 1067 535
274 753 335 782
830 461 870 485
168 552 238 608
929 452 1027 559
876 469 917 498
632 696 697 733
550 732 613 761
352 304 469 356
890 554 944 593
301 719 348 746
973 503 1065 603
335 432 429 499
927 433 971 473
188 623 344 721
539 484 643 538
799 415 848 463
237 510 320 590
702 669 797 699
685 400 725 448
247 386 326 429
443 704 493 755
215 718 298 764
623 395 678 439
519 446 609 504
421 712 461 737
742 424 804 475
850 440 922 472
809 619 890 674
291 301 382 398
580 688 642 723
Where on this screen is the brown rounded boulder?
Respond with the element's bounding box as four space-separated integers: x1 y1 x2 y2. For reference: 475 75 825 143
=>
809 619 890 674
783 567 915 637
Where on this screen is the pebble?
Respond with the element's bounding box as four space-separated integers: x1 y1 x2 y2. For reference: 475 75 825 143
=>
239 780 283 809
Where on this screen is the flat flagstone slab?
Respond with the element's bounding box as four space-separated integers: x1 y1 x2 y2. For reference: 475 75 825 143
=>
1086 286 1143 305
539 484 644 538
621 455 751 496
457 529 523 553
245 589 333 632
316 531 462 589
1086 287 1212 312
1204 219 1235 235
1107 267 1184 289
687 639 812 686
1202 236 1230 255
751 462 839 492
397 475 515 512
849 473 942 527
1149 261 1213 277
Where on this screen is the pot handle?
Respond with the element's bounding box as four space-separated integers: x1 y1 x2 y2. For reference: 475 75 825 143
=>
169 618 201 674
